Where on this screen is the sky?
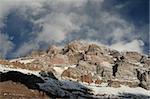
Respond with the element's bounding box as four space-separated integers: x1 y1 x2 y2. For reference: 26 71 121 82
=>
0 0 149 59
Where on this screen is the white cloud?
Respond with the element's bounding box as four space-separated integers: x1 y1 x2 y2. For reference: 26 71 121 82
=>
0 0 45 28
99 12 135 42
0 33 14 58
110 39 144 53
35 12 87 42
0 0 146 58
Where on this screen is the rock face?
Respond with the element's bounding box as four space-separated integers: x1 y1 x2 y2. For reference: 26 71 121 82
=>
115 62 138 80
96 62 113 80
62 67 81 80
124 52 143 63
1 40 150 98
0 70 92 98
137 68 150 90
62 41 149 89
49 54 69 65
5 41 150 90
0 71 44 89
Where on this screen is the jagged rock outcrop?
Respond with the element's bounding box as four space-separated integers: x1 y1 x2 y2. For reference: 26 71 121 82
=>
60 41 150 89
137 68 150 90
124 52 143 63
63 41 89 54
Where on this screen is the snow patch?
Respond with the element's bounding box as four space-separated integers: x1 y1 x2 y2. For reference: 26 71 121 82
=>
87 85 150 96
9 58 35 64
53 67 65 76
0 64 40 76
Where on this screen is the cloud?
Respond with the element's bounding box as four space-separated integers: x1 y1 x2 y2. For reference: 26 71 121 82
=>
0 33 14 58
13 41 39 57
0 0 45 27
110 39 144 53
0 0 147 58
35 12 87 42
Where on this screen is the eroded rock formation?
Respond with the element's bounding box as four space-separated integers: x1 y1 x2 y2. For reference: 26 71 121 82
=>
0 41 150 98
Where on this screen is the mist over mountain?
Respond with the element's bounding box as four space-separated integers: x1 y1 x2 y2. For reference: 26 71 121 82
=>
0 0 149 98
0 0 149 59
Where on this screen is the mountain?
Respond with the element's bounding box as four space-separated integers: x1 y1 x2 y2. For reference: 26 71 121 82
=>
0 41 150 98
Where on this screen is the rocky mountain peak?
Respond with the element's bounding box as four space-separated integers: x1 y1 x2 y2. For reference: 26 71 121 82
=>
0 40 150 98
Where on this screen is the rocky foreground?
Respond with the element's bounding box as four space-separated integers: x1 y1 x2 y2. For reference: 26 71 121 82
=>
0 41 150 98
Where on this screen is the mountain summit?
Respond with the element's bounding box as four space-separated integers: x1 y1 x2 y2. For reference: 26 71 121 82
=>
0 41 150 98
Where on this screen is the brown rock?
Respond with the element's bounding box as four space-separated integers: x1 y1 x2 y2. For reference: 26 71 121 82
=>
86 44 102 55
108 80 139 88
61 67 81 80
95 79 102 85
0 81 49 98
68 53 84 64
65 41 89 53
80 73 93 84
124 52 143 63
50 54 69 65
47 45 62 58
